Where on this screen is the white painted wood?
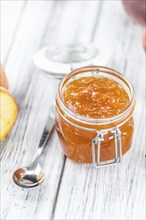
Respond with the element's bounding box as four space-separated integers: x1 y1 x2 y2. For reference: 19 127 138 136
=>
1 1 145 220
53 1 145 220
1 0 25 63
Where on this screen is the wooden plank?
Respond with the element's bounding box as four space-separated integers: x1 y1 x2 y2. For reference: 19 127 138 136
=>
1 1 102 219
53 1 145 220
1 1 145 219
1 1 64 220
1 0 26 64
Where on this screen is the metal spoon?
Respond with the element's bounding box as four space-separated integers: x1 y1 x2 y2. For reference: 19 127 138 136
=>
13 109 55 188
13 43 106 188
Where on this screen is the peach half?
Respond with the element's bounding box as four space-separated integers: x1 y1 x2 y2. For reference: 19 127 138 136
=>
0 87 18 141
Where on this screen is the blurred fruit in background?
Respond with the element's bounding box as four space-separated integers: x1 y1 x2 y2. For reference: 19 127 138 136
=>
143 28 146 51
0 64 9 89
122 0 146 51
122 0 146 26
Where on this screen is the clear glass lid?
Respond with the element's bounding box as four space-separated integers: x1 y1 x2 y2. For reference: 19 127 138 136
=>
33 43 109 79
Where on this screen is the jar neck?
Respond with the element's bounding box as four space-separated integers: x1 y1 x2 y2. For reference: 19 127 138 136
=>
57 66 135 128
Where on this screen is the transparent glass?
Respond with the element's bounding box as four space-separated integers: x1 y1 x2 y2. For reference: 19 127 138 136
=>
46 43 98 64
55 66 135 164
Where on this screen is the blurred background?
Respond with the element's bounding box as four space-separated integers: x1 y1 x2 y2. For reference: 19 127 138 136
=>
1 1 145 219
1 0 145 119
1 0 146 174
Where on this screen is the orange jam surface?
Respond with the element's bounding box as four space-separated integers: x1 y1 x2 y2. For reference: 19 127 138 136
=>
62 77 130 118
56 76 134 163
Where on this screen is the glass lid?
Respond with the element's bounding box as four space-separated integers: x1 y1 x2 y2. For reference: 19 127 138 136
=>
33 43 109 79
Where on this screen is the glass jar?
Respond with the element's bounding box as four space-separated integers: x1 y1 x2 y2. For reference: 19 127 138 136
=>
55 66 135 168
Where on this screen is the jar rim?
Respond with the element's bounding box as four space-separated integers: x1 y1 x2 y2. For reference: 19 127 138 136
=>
56 66 135 126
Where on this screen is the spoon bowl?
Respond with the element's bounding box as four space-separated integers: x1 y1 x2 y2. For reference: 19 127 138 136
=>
12 109 55 188
13 163 44 188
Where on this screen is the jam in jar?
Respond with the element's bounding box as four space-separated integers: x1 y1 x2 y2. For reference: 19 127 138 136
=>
55 66 135 167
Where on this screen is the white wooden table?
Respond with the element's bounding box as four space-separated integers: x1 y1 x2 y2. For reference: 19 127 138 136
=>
1 1 145 219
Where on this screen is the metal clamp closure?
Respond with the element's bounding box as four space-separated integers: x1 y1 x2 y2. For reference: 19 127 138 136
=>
92 127 122 168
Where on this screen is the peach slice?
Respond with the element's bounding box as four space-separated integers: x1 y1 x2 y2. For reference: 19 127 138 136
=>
143 29 146 51
0 87 18 141
0 64 9 89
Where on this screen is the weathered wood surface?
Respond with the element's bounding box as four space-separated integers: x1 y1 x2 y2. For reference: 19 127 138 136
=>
1 1 145 220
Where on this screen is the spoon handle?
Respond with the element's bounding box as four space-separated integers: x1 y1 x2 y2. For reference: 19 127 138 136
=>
33 107 55 162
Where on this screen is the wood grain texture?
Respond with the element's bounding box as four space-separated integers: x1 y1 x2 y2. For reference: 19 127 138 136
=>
1 1 145 220
1 0 26 64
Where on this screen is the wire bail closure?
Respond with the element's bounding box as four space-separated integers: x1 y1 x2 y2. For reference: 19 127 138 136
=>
92 127 122 168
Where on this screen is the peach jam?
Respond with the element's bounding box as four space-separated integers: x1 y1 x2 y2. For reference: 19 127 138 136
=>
55 66 135 165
